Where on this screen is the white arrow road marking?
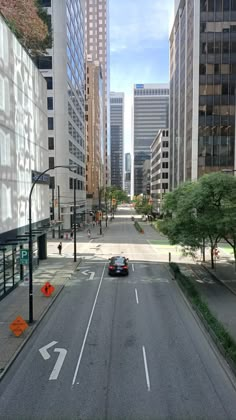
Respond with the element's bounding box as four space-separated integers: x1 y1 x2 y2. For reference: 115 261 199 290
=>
39 341 58 360
82 270 95 280
49 348 67 381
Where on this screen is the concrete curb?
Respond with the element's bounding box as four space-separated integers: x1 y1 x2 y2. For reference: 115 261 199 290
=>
0 258 82 381
201 264 236 297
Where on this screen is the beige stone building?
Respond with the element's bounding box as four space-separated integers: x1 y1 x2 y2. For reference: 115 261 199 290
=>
85 58 104 208
85 0 110 187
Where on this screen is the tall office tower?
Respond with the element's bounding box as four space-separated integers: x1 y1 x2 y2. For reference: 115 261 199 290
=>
85 0 110 187
125 153 131 195
86 57 104 207
133 84 169 196
170 1 236 190
36 0 86 230
110 92 124 188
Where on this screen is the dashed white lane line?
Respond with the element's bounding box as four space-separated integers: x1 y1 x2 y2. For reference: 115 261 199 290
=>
132 263 134 271
142 346 151 392
135 288 139 304
71 264 106 386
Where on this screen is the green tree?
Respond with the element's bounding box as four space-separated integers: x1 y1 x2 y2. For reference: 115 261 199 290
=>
160 172 236 268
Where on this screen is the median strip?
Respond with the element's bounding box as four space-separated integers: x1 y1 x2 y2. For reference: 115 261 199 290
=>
170 262 236 373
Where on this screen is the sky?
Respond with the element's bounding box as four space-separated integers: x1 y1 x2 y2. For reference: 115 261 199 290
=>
109 0 175 153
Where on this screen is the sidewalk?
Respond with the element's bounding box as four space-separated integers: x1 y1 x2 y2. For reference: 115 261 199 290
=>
0 243 81 379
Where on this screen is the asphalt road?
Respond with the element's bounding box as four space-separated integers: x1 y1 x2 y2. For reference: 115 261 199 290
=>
1 207 236 419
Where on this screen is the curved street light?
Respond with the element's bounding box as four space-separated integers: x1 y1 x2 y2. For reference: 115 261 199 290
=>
28 165 78 323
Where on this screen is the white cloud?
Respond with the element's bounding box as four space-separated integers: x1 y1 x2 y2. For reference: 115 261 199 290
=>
110 0 174 53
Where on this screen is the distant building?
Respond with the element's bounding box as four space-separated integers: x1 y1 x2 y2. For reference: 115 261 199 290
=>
124 153 131 195
170 1 236 190
132 83 169 196
0 15 48 297
110 92 124 189
85 0 110 186
142 160 151 197
150 129 169 214
85 58 104 208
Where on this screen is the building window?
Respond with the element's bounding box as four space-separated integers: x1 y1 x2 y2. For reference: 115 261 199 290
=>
48 137 54 150
35 56 52 69
44 77 53 90
48 117 54 130
49 157 54 169
69 178 73 189
49 176 55 189
47 97 53 110
162 173 168 179
39 0 51 6
162 152 168 158
163 141 169 147
162 162 168 168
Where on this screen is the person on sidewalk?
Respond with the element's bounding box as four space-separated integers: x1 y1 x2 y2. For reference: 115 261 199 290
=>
87 229 91 239
70 231 73 241
58 242 62 255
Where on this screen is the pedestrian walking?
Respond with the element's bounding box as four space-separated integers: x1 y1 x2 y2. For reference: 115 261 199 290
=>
87 229 91 239
58 242 62 255
70 231 73 241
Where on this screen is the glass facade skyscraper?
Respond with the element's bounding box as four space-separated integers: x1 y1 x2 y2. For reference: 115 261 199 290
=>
110 92 124 189
133 84 169 196
170 0 236 189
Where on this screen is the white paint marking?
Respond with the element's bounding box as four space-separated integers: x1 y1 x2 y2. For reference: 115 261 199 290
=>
49 348 67 380
132 263 134 271
142 346 151 392
72 264 106 386
82 270 95 280
39 341 58 360
135 288 139 304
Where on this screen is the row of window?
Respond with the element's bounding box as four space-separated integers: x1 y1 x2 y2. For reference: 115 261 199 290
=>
69 141 85 162
134 89 169 96
69 178 84 190
200 0 236 12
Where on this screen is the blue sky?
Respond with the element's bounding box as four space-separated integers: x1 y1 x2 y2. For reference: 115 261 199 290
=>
109 0 174 153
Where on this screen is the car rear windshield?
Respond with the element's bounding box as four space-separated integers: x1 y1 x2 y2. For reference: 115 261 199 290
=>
112 257 125 265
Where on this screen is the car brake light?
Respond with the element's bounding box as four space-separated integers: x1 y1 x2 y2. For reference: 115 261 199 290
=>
123 265 128 269
109 265 115 269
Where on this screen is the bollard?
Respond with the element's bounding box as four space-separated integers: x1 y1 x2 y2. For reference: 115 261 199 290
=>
169 252 171 262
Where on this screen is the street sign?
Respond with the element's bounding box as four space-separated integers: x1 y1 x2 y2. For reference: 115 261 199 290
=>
41 282 55 297
9 316 28 337
20 249 29 265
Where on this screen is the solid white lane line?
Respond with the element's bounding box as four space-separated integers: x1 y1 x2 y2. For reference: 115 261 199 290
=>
132 263 134 271
72 264 106 386
142 346 151 392
135 288 139 304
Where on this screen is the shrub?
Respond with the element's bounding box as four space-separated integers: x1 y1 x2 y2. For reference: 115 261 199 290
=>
170 262 236 365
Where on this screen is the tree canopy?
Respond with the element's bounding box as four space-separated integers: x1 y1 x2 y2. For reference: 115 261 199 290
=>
159 172 236 268
0 0 52 56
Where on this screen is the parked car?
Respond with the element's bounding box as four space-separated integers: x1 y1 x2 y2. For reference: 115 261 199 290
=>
108 256 129 276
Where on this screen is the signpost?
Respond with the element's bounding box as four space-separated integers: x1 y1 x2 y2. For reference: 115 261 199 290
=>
20 249 29 265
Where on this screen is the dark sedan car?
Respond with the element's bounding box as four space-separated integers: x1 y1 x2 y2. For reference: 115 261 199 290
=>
108 256 129 276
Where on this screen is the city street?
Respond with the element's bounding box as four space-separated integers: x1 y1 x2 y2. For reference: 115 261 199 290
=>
1 207 236 419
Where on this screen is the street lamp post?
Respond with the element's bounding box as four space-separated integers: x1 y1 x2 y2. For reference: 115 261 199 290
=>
28 165 78 323
98 188 102 235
